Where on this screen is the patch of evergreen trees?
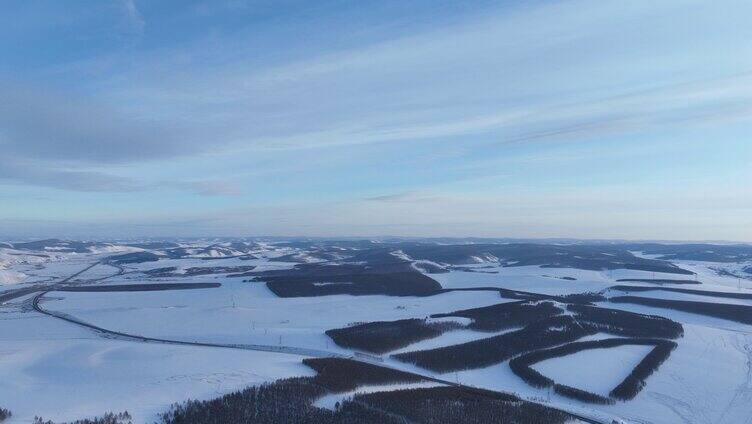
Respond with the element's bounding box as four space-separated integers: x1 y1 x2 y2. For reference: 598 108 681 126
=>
567 304 684 339
32 411 131 424
325 318 460 354
159 358 573 424
354 386 572 423
265 272 442 297
301 357 425 392
432 301 563 332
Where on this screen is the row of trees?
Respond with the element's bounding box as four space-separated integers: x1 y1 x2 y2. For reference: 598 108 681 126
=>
615 278 699 285
32 411 132 424
393 315 596 372
354 386 572 423
552 384 614 405
567 303 684 339
392 302 684 375
611 285 752 300
160 358 573 424
610 340 677 400
509 338 677 403
610 296 752 325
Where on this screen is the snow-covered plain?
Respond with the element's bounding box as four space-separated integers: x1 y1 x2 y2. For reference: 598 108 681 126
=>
41 280 506 353
0 298 312 423
532 344 654 396
1 241 752 424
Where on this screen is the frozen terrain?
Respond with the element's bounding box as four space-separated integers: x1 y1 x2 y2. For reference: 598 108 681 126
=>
1 239 752 423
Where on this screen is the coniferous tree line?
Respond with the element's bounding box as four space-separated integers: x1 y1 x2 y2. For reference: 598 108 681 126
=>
392 302 683 374
253 259 444 297
352 386 572 423
58 283 220 293
557 292 607 304
264 272 442 297
610 340 678 400
396 242 693 274
142 265 256 278
610 296 752 325
32 411 132 424
508 356 554 389
552 384 614 405
159 379 574 424
611 285 752 300
615 278 700 285
509 338 665 388
326 318 461 354
393 315 596 372
301 358 425 392
566 304 684 339
437 287 605 304
431 301 563 332
159 358 573 424
509 338 677 403
0 408 10 422
105 251 160 264
159 377 335 424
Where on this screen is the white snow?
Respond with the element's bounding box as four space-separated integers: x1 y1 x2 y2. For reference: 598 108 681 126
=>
389 326 519 355
0 269 26 285
0 307 313 423
41 282 505 353
532 344 654 396
430 265 610 295
3 243 752 424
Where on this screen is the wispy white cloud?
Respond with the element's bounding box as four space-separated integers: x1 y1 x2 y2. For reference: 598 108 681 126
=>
2 0 752 239
122 0 145 34
232 72 752 151
60 0 750 157
0 157 141 192
363 192 443 204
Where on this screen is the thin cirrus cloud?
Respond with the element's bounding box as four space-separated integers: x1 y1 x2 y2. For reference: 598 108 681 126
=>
0 0 750 238
234 71 752 152
0 84 192 164
0 156 242 196
0 158 141 193
0 83 241 193
122 0 145 34
33 0 748 160
8 1 752 156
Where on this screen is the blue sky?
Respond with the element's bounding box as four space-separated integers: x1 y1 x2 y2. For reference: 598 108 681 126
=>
1 0 750 240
